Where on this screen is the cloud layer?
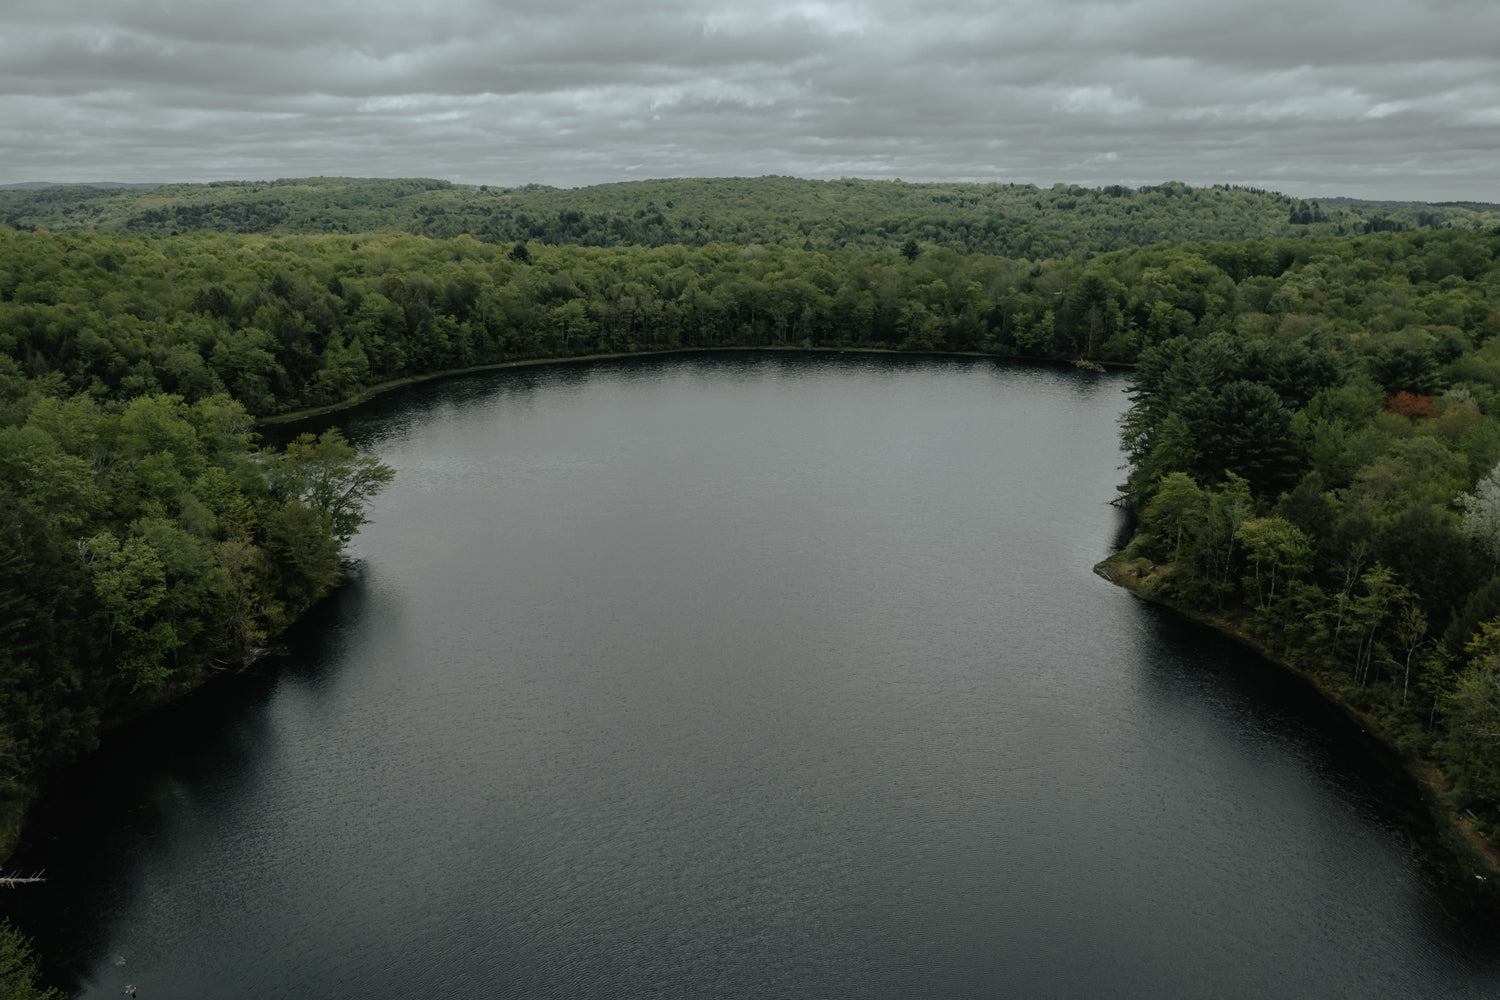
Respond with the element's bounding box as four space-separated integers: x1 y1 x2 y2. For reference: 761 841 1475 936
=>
3 0 1497 200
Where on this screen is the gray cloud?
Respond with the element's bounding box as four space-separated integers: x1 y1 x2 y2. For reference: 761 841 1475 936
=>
1 0 1495 200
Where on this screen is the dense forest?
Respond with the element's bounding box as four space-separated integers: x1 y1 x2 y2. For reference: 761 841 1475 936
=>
1102 228 1500 852
3 176 1496 258
0 384 393 828
3 223 1497 417
2 177 1500 997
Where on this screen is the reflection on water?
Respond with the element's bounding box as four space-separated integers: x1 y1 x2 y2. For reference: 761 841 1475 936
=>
8 354 1500 999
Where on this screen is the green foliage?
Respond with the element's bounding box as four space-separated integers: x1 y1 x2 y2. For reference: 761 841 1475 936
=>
1448 660 1500 749
86 531 177 690
1445 619 1500 800
0 425 100 533
1143 472 1207 562
1237 516 1313 610
3 224 1493 418
2 177 1494 259
0 178 1417 252
264 502 343 615
274 430 396 546
1115 225 1500 837
0 385 392 869
0 490 104 785
0 919 63 1000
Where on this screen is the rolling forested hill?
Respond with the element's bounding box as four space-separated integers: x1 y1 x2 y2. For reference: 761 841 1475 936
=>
2 176 1495 258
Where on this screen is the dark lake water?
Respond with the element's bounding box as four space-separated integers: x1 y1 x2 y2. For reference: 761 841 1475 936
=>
8 353 1500 998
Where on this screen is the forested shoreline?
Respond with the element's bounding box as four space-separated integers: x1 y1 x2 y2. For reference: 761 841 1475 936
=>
2 178 1500 995
0 391 394 838
4 224 1497 412
1096 229 1500 871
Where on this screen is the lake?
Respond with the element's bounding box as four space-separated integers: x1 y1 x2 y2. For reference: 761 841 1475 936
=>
9 353 1500 998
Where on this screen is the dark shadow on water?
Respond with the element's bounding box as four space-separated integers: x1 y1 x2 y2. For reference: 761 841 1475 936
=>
261 351 1127 449
1108 506 1136 554
258 363 563 449
0 571 373 994
1129 598 1500 969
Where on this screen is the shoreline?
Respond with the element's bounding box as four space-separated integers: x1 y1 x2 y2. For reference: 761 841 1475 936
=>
254 345 1122 429
6 349 1109 865
0 559 362 867
1094 551 1500 898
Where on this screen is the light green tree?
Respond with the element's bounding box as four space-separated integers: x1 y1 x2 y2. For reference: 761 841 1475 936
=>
1143 472 1207 563
1448 619 1500 749
85 532 180 690
0 918 63 1000
1236 516 1313 611
274 430 396 546
0 426 100 534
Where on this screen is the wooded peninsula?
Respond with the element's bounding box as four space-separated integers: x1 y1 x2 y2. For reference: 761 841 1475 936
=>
2 175 1499 997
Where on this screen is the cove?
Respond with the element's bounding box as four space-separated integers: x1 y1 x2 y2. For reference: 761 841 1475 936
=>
7 353 1500 999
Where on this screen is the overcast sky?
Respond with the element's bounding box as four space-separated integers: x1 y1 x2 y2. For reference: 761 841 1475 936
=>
3 0 1496 201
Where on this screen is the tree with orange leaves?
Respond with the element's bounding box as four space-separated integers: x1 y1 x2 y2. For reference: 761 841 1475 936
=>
1387 391 1435 421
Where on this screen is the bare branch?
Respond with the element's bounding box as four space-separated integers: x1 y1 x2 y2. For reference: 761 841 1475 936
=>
0 871 45 887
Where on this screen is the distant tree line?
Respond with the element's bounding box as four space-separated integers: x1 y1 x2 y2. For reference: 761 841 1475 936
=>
3 176 1495 259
